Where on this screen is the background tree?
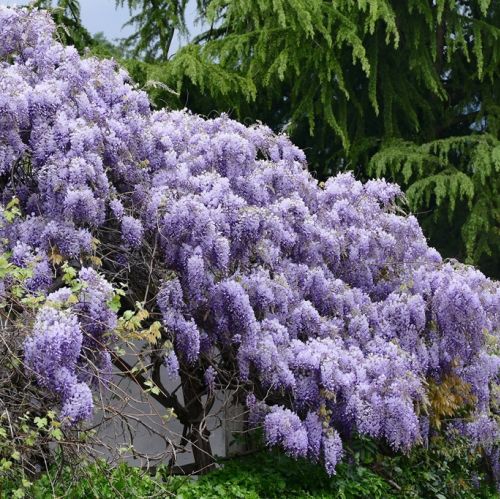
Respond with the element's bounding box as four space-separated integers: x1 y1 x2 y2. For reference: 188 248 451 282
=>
115 0 196 60
106 0 500 277
31 0 93 50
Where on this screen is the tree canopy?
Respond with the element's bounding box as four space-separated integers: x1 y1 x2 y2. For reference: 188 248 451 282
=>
1 7 500 480
104 0 500 277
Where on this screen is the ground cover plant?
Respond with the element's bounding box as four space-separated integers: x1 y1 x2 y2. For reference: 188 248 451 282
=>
0 4 499 494
1 441 497 498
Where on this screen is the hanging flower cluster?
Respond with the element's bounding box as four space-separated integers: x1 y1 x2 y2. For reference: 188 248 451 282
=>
1 7 499 473
23 268 115 423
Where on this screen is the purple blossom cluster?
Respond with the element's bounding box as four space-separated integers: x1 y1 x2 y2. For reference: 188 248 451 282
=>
1 7 499 473
24 304 92 423
23 268 116 423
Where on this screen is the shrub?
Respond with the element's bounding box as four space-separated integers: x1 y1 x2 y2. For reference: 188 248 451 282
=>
1 438 496 498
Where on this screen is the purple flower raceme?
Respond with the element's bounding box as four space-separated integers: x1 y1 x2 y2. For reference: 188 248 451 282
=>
23 267 117 424
0 6 499 474
164 350 180 377
23 307 92 424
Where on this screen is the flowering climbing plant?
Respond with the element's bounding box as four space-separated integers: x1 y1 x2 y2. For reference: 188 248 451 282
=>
0 6 499 476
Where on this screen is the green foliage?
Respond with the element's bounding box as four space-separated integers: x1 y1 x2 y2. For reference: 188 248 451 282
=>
115 0 190 60
2 436 496 498
0 410 68 499
1 461 171 499
377 434 496 499
171 437 497 499
171 448 391 499
159 0 500 170
370 134 500 276
87 32 130 60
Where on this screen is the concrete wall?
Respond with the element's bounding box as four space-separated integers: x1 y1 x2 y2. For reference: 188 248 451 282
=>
94 368 240 471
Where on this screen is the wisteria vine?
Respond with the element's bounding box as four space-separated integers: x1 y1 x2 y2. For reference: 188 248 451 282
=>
0 6 499 474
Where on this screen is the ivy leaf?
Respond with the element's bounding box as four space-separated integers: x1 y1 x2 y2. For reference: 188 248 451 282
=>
34 417 48 429
51 428 63 441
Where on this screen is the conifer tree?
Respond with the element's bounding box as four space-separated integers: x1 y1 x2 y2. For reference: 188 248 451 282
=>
118 0 500 275
116 0 189 60
32 0 93 50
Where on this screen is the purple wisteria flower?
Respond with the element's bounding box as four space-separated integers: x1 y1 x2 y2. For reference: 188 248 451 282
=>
0 6 498 475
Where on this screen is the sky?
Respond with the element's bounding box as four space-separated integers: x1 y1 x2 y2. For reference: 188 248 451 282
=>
0 0 201 53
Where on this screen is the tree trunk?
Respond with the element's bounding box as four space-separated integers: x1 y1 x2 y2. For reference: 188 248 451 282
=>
180 369 216 474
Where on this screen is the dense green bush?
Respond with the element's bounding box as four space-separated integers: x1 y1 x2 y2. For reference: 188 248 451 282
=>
1 462 170 499
2 435 497 498
172 438 497 499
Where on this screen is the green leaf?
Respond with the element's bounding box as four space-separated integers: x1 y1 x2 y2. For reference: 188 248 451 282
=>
107 293 122 312
34 417 48 429
51 428 63 441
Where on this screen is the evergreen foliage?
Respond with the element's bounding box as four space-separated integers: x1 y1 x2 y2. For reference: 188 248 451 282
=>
370 134 500 276
116 0 190 60
158 1 500 163
103 0 500 275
